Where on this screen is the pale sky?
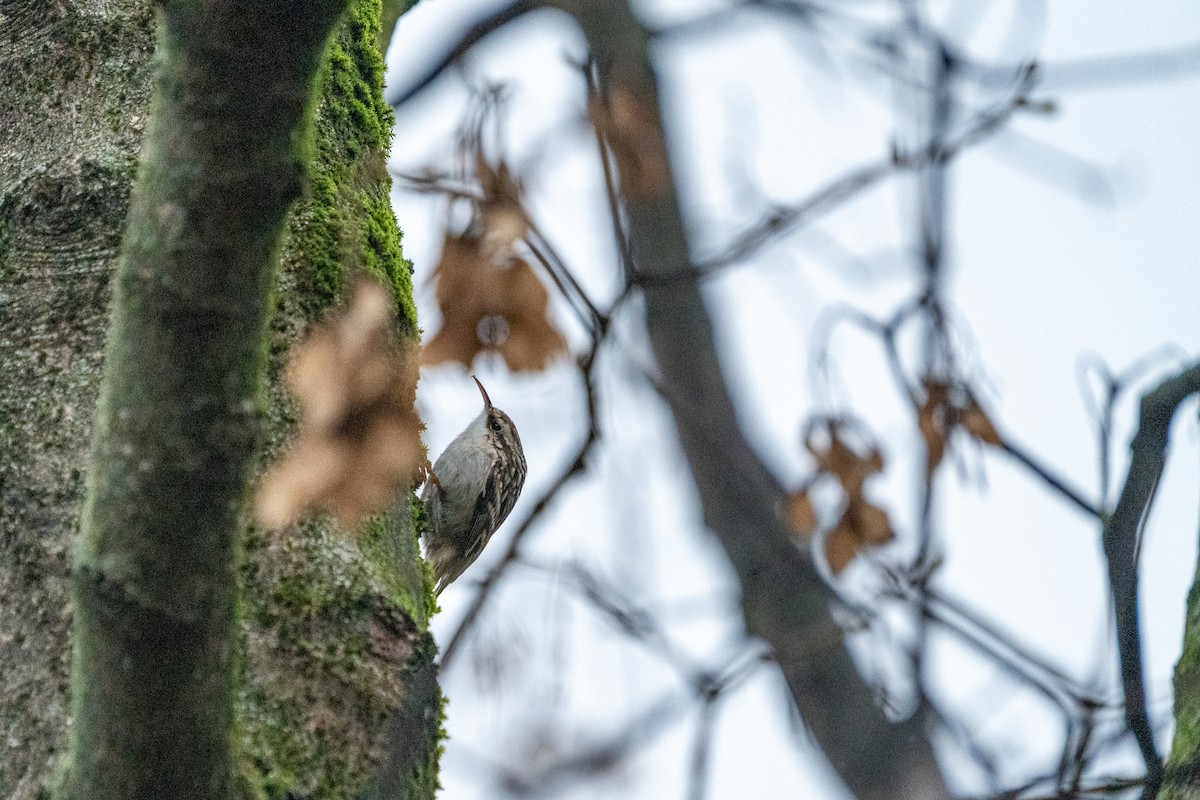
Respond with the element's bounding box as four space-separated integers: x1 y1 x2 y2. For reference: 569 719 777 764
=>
386 2 1200 797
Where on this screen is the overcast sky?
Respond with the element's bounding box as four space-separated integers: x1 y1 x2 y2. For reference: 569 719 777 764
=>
386 2 1200 797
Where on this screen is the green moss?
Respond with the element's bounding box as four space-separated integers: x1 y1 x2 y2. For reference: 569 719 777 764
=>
1166 572 1200 799
238 520 433 799
234 2 439 796
358 501 436 630
281 0 417 333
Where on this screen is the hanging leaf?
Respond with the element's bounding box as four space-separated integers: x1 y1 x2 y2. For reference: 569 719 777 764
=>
917 379 951 477
475 153 528 260
821 497 894 575
255 279 427 530
799 420 894 574
806 423 884 499
849 500 893 547
961 394 1004 446
918 379 1005 478
786 489 818 539
824 518 860 575
423 233 567 372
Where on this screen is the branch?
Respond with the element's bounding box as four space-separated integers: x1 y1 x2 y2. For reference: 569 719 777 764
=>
694 65 1039 273
999 440 1103 519
1102 361 1200 799
386 0 542 108
571 2 952 798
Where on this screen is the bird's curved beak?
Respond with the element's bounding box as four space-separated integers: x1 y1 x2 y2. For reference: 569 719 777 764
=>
472 375 493 409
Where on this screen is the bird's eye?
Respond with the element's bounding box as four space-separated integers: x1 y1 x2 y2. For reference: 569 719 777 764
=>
488 417 502 433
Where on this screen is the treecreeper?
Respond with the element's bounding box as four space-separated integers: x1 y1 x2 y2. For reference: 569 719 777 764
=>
422 377 527 595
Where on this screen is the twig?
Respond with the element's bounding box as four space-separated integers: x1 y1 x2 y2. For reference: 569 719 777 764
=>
687 696 719 800
999 440 1104 520
583 58 637 279
525 220 606 332
387 0 543 108
495 691 692 796
693 64 1038 273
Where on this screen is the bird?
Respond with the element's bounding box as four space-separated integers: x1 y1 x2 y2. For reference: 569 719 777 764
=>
421 376 527 596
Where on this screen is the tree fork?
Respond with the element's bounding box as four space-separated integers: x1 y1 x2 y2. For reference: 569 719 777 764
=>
69 1 347 797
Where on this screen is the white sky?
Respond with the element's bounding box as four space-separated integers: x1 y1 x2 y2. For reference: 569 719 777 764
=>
386 1 1200 797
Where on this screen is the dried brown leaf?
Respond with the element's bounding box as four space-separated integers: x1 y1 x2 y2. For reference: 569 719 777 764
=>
422 234 567 372
918 379 951 477
785 490 817 538
849 500 893 547
962 397 1004 446
481 202 527 260
255 439 353 530
255 278 426 531
918 379 1004 474
473 153 528 260
806 424 884 499
824 519 860 575
821 499 893 575
496 259 566 371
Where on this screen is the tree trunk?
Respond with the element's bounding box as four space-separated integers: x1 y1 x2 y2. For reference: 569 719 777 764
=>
0 1 437 798
1164 565 1200 799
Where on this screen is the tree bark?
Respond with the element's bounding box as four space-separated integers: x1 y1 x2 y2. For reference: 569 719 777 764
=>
0 1 439 798
0 2 157 795
68 1 349 796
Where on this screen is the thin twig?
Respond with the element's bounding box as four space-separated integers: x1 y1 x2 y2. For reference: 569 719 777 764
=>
693 65 1038 273
687 696 719 800
999 440 1104 519
583 58 637 279
387 0 543 108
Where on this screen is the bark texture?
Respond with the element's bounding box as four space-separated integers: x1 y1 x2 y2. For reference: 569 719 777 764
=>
0 1 438 798
0 1 156 795
68 1 350 797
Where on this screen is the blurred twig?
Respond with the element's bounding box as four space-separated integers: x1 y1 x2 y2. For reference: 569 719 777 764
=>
574 1 954 797
387 0 543 108
693 63 1041 274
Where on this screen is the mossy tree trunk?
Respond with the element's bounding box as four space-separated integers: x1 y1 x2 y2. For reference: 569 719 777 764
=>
1165 569 1200 799
1141 366 1200 800
0 1 437 798
68 0 350 796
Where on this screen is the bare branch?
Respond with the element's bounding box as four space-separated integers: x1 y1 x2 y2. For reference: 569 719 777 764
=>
387 0 544 108
999 440 1103 520
1102 361 1200 798
694 65 1039 273
572 2 953 797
